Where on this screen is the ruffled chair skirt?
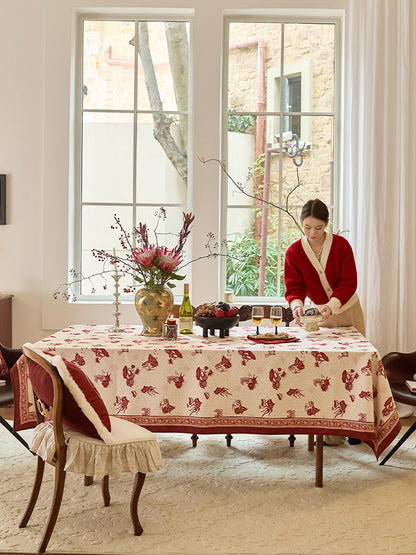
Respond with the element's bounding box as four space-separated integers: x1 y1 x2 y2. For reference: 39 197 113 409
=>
30 416 163 480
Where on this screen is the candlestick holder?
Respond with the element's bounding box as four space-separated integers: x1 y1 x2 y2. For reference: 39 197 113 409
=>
110 274 125 332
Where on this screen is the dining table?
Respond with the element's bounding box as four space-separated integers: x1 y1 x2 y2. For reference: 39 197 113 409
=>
12 323 401 487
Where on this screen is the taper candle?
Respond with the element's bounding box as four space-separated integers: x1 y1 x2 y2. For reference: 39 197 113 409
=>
112 248 118 276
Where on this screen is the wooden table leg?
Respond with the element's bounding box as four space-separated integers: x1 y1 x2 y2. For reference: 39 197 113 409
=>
315 435 323 487
226 434 233 446
288 434 296 447
84 475 93 486
308 434 315 451
191 434 198 447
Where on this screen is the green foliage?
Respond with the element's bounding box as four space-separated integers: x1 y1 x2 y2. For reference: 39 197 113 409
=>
228 110 256 133
226 229 299 297
252 153 266 178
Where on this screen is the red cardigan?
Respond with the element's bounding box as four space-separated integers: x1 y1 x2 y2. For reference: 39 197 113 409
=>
284 233 358 309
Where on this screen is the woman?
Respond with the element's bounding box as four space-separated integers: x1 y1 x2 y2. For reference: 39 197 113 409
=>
284 199 365 446
284 198 365 335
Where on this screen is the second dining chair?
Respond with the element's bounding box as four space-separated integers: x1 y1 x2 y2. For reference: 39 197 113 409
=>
0 343 31 452
379 349 416 465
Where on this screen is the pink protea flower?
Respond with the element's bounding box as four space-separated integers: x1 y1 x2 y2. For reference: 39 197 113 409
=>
133 245 156 270
157 247 182 273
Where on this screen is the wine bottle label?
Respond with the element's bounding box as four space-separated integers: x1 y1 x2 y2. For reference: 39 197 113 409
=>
179 316 193 331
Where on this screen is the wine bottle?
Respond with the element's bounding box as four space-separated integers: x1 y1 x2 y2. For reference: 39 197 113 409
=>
179 283 193 334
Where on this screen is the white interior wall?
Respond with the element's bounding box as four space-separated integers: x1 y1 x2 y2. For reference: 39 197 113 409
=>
0 0 348 347
0 0 45 346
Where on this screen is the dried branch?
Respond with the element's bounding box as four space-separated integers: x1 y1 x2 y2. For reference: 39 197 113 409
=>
200 156 303 234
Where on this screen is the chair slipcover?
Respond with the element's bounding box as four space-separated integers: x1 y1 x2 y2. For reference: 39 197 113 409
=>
30 417 162 479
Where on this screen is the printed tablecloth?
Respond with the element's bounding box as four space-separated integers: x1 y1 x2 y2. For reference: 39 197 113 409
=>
13 324 400 458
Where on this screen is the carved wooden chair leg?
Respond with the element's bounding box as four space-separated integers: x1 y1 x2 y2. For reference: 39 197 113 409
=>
130 472 146 536
38 465 67 553
191 434 198 447
19 457 45 528
225 434 233 446
101 475 110 506
288 434 296 447
38 466 66 553
308 434 315 451
84 475 93 486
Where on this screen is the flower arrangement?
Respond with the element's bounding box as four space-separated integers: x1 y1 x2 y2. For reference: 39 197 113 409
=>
92 208 195 291
53 208 226 301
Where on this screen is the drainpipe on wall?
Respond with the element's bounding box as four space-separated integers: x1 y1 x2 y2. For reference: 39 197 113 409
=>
258 142 272 296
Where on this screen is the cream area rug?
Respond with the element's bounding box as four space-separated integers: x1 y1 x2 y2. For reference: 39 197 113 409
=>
0 422 415 555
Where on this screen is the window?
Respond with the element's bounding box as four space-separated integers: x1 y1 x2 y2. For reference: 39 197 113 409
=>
267 60 313 144
223 19 338 300
73 16 191 299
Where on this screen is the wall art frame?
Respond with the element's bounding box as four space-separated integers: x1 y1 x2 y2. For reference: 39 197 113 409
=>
0 175 5 225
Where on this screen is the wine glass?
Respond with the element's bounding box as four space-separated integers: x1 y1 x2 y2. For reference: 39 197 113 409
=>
251 306 264 335
270 306 283 335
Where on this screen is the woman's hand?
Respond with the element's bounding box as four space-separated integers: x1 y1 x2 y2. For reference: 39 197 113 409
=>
320 305 332 321
293 306 304 326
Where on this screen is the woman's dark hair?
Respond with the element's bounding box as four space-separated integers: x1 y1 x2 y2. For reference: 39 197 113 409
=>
300 199 329 223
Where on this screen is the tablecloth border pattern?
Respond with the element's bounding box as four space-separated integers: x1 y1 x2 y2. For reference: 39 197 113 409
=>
119 413 401 459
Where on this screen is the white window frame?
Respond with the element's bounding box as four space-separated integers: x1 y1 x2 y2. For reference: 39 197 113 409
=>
220 14 342 304
70 11 193 303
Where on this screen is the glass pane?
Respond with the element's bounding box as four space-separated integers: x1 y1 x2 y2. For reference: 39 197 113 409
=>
227 114 333 208
226 207 301 297
282 115 334 211
227 115 292 209
136 113 187 204
227 129 257 206
81 205 133 296
136 21 190 112
284 23 335 114
83 20 135 111
228 22 282 113
82 112 133 203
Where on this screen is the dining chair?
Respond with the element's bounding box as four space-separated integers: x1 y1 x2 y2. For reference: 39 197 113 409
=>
379 349 416 465
20 343 163 553
0 343 31 451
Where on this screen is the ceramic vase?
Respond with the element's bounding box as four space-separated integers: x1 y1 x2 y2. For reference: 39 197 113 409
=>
135 285 174 336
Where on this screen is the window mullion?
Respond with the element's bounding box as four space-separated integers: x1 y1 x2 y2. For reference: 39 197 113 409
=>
132 20 139 240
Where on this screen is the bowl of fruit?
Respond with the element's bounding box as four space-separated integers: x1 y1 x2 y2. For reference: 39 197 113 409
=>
194 302 240 338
